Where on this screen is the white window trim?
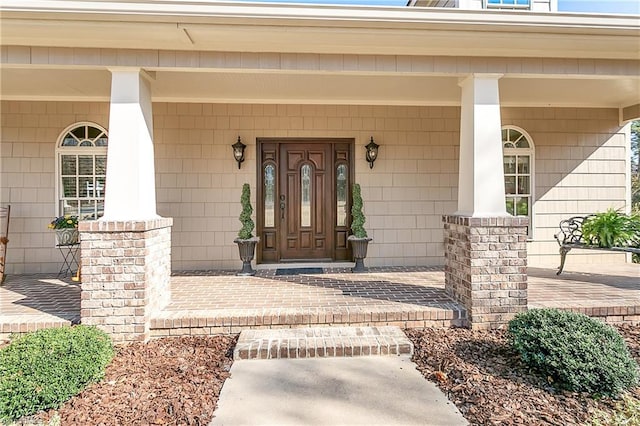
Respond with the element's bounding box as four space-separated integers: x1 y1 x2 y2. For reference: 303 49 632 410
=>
55 122 108 218
502 125 535 240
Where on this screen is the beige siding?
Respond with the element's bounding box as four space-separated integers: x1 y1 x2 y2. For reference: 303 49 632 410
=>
0 101 629 273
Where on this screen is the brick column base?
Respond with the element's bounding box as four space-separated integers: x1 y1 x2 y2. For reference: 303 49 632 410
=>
443 215 528 329
79 218 173 342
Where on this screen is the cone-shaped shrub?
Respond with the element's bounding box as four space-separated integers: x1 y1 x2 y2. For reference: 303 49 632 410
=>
350 183 367 238
237 183 255 240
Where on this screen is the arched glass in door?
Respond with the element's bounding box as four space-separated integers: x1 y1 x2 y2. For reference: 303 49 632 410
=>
301 164 311 227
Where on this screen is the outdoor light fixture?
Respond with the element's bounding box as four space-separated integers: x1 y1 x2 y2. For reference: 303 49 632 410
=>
232 136 246 169
365 137 379 169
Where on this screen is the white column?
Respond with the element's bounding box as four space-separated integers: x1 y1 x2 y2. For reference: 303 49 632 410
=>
456 74 508 217
102 68 159 221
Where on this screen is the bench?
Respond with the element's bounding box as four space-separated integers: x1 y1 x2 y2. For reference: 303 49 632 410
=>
554 215 640 275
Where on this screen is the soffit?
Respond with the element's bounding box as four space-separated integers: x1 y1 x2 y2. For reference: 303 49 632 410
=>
2 68 638 108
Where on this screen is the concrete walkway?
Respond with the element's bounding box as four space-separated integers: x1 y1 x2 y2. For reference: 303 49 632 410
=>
212 326 468 426
212 357 467 426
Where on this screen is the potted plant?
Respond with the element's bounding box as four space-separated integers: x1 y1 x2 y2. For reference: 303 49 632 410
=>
234 183 260 276
581 208 640 248
48 215 79 246
347 183 372 272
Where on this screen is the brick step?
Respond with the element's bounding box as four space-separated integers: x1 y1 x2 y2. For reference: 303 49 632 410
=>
233 326 413 360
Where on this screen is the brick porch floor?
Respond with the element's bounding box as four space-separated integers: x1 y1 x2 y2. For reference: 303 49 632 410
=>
1 263 638 341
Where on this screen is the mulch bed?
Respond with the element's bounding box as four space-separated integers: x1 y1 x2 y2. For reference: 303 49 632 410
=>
24 324 637 425
406 324 640 426
40 335 236 426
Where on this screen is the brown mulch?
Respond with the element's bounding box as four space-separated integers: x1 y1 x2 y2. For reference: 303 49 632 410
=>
40 335 236 426
23 324 637 425
406 324 640 426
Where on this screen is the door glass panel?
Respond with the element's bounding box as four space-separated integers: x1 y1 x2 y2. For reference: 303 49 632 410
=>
301 164 311 227
336 164 347 226
264 164 275 228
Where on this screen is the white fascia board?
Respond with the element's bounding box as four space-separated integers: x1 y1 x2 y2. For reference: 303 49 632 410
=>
1 0 638 33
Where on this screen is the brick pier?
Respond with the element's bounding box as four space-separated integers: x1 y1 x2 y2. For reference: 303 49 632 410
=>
443 215 529 329
79 218 173 342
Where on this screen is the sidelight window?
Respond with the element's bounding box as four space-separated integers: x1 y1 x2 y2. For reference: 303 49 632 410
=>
264 164 275 227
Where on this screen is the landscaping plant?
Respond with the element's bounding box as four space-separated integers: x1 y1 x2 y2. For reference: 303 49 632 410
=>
237 183 255 240
0 325 114 422
581 209 640 248
350 183 367 238
508 309 638 398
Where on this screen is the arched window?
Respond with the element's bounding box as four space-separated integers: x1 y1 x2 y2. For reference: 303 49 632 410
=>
56 123 108 219
502 126 534 237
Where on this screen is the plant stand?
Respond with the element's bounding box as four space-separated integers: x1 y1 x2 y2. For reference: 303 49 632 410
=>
348 236 372 273
234 237 259 276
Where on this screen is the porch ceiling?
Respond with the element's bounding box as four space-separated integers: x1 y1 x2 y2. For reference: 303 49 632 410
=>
1 67 638 108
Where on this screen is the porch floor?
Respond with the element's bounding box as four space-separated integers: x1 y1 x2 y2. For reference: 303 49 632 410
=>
1 263 638 340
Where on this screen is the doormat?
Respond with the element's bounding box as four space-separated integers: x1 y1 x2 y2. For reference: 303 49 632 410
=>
275 267 324 276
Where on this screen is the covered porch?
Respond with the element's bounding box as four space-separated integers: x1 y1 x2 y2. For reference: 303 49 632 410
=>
2 263 637 342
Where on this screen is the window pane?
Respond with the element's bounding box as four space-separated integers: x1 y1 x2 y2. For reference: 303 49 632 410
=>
301 164 311 227
95 155 107 175
62 200 78 216
516 197 529 216
336 164 347 227
264 164 275 228
95 177 105 198
505 198 515 215
61 155 77 175
517 176 530 195
78 156 93 175
79 177 93 198
79 140 93 147
96 137 108 147
517 156 530 174
505 176 516 195
87 127 102 139
62 177 77 198
503 156 516 174
80 200 96 219
71 127 85 139
62 136 78 147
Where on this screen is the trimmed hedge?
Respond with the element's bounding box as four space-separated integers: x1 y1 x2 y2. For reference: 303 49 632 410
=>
508 309 638 397
0 325 114 422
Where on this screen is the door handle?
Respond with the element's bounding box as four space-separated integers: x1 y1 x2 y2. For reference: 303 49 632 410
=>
280 195 286 219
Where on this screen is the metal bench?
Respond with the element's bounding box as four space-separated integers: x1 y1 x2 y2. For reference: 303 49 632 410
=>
554 215 640 275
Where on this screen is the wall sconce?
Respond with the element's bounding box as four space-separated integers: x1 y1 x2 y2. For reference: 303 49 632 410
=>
232 136 246 169
365 137 379 169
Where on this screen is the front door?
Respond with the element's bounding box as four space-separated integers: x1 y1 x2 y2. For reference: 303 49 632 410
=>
258 139 353 262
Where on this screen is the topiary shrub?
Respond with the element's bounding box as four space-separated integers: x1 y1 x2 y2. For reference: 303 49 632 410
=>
508 309 638 398
350 183 367 238
237 183 255 240
0 325 114 422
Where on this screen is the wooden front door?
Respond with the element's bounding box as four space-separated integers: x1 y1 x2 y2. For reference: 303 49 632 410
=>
258 139 352 262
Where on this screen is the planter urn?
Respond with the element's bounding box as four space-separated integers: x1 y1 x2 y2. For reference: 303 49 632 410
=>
234 237 260 276
55 228 79 246
348 236 372 273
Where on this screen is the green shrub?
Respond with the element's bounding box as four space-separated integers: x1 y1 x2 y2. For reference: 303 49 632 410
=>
508 309 639 397
0 325 114 422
